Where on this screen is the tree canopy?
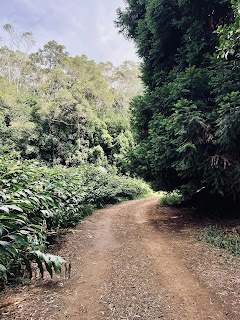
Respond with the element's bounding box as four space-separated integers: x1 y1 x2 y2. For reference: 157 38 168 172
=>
0 25 149 282
116 0 240 208
0 25 143 170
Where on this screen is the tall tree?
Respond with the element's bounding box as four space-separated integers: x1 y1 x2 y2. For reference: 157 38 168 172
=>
30 40 69 70
0 32 143 170
116 0 240 208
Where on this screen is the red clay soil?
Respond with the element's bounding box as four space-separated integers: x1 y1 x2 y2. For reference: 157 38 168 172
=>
0 196 239 319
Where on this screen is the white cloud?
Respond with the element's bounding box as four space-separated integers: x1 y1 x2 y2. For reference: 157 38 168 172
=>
0 0 140 66
94 0 140 65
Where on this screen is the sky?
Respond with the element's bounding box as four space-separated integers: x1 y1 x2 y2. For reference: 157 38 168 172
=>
0 0 140 66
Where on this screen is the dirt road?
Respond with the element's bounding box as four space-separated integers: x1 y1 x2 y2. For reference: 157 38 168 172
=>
0 197 239 319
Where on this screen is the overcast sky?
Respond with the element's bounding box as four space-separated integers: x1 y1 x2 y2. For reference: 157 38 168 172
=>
0 0 140 66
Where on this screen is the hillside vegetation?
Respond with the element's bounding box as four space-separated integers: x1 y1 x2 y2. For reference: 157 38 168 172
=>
0 25 152 282
0 25 143 171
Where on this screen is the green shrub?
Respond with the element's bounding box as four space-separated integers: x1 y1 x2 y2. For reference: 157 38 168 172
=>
198 225 240 256
0 151 67 281
158 192 183 206
0 149 152 281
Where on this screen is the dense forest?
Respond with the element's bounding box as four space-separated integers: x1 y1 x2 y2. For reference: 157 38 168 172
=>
0 24 144 169
116 0 240 210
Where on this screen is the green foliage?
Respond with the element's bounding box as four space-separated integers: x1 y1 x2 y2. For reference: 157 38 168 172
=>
117 0 240 208
0 150 67 281
30 40 69 69
116 0 233 88
0 23 152 285
0 25 151 282
198 225 240 256
158 192 183 206
215 0 240 59
0 150 151 282
0 26 143 171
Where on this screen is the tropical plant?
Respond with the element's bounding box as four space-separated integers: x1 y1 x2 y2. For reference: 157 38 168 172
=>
0 149 151 282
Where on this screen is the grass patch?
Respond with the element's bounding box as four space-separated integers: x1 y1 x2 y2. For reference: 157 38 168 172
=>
198 225 240 256
158 192 183 206
133 191 160 200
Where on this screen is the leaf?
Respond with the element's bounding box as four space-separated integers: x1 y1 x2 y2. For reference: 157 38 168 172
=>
19 230 31 235
7 234 28 246
16 191 27 197
0 213 27 221
0 264 7 280
40 209 53 217
36 258 44 278
31 224 44 231
49 255 62 275
10 199 32 205
23 257 32 279
1 221 20 230
30 197 40 203
0 241 18 256
0 205 9 213
31 250 66 277
44 258 53 278
5 205 23 212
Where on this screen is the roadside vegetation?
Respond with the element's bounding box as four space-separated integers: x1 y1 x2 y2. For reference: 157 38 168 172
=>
0 24 152 283
116 0 240 211
158 192 183 206
199 225 240 256
0 150 151 282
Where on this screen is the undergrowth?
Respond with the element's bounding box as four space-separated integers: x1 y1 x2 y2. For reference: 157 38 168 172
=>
0 149 151 282
133 191 158 199
158 192 183 206
198 226 240 256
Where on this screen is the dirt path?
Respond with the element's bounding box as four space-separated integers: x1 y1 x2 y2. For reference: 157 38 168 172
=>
0 197 239 319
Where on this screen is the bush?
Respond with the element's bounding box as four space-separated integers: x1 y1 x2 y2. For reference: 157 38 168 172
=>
0 150 152 281
158 192 183 206
198 225 240 256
